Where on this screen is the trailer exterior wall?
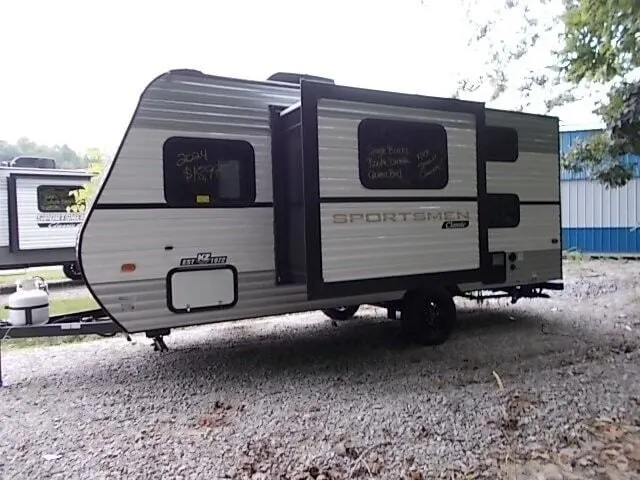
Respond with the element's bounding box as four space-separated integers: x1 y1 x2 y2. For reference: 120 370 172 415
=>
79 70 564 335
0 171 9 247
78 72 406 334
315 98 480 283
461 109 563 289
13 176 85 250
560 129 640 255
0 167 91 269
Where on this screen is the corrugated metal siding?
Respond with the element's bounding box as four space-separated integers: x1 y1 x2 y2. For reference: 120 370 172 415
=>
562 228 640 254
561 178 640 254
560 130 640 254
560 129 640 180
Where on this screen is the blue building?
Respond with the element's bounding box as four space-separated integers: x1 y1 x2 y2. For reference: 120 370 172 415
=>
560 129 640 255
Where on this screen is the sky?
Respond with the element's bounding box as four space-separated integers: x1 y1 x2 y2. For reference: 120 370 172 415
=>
0 0 604 157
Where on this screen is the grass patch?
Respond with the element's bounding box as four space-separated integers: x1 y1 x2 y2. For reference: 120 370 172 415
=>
0 267 67 286
563 248 587 264
1 296 104 350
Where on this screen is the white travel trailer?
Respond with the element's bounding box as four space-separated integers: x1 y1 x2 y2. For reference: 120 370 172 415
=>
0 159 91 280
77 69 563 347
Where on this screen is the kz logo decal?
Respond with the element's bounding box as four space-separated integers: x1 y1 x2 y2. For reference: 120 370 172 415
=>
179 251 228 266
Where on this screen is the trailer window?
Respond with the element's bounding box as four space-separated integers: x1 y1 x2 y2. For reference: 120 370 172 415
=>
357 118 448 190
486 126 518 162
37 185 82 212
486 194 520 228
163 137 256 207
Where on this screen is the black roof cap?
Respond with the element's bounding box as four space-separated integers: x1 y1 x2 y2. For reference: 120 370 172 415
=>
267 72 335 85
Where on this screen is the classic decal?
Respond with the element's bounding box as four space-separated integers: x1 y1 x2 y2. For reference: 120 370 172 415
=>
36 212 84 228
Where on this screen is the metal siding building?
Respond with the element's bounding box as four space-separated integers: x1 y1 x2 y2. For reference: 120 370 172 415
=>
560 129 640 255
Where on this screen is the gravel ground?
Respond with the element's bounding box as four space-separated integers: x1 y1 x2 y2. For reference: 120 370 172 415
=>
1 258 639 479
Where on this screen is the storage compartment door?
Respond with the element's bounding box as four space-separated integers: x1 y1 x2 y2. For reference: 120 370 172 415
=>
167 265 238 313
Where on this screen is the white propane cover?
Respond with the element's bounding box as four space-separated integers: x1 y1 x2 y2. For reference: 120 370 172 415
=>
6 278 50 326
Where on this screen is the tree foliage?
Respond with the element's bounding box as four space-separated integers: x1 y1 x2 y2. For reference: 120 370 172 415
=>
0 137 90 169
450 0 640 187
0 137 108 211
453 0 572 111
559 0 640 84
67 148 107 213
557 0 640 186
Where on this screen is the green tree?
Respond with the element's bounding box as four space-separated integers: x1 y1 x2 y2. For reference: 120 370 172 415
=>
0 140 21 162
448 0 640 187
557 0 640 186
67 148 107 213
0 137 89 169
560 0 639 84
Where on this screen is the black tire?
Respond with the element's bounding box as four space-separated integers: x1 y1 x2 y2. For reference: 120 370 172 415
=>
97 332 117 338
321 305 360 321
400 288 456 346
62 262 83 281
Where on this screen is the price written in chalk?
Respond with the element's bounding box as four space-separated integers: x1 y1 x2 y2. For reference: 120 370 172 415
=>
176 149 209 167
173 148 237 184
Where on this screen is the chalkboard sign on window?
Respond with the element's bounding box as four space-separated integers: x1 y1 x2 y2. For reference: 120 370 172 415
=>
163 136 256 207
357 118 449 190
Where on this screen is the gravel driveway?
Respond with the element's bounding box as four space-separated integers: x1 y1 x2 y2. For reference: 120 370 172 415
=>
1 259 639 479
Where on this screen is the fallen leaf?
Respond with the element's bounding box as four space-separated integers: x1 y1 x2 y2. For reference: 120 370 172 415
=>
492 371 504 390
627 445 640 462
42 454 62 461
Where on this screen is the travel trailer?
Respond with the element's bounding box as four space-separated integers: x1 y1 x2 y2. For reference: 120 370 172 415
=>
0 159 91 280
77 69 563 347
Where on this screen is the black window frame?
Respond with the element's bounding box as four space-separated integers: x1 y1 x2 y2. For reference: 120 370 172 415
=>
162 136 256 207
486 193 520 228
36 184 82 213
357 117 449 190
486 126 519 163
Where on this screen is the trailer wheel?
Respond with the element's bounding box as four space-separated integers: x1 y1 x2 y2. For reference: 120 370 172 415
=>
97 331 117 338
62 262 83 281
400 288 456 346
321 305 360 321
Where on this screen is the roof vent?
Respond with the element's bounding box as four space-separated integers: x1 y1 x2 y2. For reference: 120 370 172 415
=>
267 72 335 85
9 156 56 169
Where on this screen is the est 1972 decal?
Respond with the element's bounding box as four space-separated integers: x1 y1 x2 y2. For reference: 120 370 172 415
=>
179 251 228 266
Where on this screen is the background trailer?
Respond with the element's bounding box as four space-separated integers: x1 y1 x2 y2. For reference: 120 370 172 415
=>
0 161 91 279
